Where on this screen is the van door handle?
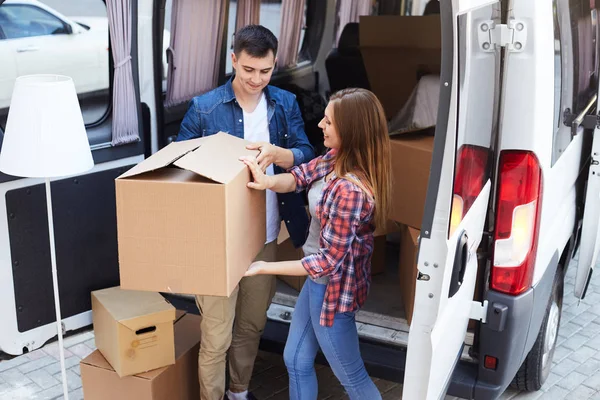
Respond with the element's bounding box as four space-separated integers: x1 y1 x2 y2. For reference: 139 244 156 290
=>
16 46 40 53
449 231 469 298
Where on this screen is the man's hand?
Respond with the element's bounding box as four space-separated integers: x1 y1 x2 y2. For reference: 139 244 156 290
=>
245 261 266 277
246 142 278 171
246 142 295 170
240 156 274 190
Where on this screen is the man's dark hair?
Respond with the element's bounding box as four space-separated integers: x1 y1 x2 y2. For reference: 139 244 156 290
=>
233 25 278 58
423 0 440 15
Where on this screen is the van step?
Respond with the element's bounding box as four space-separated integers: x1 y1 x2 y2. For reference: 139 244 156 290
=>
268 301 476 363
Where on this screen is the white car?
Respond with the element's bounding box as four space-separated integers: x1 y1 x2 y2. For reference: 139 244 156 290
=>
0 0 170 112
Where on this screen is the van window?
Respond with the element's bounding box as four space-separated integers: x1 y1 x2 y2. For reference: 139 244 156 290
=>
0 1 110 129
223 0 307 75
572 3 598 114
552 0 600 164
553 1 563 134
259 0 307 59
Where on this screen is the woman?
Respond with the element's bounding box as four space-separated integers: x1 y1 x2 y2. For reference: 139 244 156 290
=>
240 88 391 400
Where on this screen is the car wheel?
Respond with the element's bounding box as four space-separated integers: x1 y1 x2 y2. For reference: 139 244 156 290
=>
511 269 564 391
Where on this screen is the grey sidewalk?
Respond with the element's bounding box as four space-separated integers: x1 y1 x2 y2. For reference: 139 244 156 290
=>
0 261 599 399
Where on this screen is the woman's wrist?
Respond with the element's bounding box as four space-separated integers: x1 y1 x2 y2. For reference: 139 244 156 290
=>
256 261 267 274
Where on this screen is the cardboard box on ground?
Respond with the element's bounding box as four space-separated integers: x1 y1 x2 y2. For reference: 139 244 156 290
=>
91 287 176 377
115 132 266 297
81 309 201 400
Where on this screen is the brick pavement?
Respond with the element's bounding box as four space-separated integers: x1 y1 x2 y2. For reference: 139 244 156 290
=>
0 261 599 399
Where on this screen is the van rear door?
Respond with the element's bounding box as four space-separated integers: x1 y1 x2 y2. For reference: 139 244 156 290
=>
575 92 600 299
403 0 502 398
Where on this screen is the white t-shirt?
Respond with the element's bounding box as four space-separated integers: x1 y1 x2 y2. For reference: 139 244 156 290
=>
243 93 281 244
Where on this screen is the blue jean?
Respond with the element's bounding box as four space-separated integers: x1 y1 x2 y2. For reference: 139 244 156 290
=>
283 279 382 400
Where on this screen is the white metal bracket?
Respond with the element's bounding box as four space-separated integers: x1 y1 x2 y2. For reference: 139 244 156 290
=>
478 20 527 53
470 300 489 323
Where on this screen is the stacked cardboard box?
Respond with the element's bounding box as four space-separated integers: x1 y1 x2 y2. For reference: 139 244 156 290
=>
359 15 442 325
81 287 201 399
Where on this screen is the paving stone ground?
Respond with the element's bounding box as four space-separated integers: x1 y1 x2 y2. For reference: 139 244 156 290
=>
0 260 599 399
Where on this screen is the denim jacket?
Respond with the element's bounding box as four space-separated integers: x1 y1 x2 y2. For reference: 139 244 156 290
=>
176 77 315 248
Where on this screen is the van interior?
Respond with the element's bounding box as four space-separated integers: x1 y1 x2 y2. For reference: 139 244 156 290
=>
155 0 479 365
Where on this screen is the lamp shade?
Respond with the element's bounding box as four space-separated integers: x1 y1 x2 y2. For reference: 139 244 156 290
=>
0 75 94 178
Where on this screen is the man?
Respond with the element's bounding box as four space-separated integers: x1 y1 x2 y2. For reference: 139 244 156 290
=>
176 25 314 400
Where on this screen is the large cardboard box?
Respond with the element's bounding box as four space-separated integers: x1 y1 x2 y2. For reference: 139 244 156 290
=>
81 312 201 400
91 287 176 377
116 132 266 297
398 225 420 325
389 133 434 229
359 15 442 120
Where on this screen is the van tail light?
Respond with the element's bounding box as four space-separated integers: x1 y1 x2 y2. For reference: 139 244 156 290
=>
491 151 542 295
450 145 489 236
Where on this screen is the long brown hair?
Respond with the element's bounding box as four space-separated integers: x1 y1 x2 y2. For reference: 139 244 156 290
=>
328 88 392 229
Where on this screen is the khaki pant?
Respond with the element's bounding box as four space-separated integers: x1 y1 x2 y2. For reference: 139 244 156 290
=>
195 241 277 400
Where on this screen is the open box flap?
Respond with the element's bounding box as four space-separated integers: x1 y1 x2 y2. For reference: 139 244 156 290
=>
118 137 206 179
173 132 258 184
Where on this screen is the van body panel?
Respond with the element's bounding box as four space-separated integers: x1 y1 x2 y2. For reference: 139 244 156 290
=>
534 134 582 285
497 0 555 167
497 0 576 291
474 251 559 399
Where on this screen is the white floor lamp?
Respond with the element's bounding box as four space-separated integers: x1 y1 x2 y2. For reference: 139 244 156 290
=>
0 75 94 400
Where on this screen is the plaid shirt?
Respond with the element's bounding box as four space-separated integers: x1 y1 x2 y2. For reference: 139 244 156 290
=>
289 150 375 327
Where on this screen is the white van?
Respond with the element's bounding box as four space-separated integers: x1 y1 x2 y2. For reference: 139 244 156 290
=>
0 0 597 399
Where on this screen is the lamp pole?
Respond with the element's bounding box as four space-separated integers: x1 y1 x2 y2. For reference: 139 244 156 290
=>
45 178 69 400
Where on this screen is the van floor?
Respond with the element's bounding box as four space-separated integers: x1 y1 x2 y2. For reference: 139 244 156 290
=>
274 241 406 319
270 241 475 362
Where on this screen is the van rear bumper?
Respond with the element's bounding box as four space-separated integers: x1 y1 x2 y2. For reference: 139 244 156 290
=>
473 251 559 399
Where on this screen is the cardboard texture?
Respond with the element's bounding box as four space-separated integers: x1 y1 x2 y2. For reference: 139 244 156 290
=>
371 222 400 275
359 15 442 120
115 132 266 297
389 133 434 229
398 225 420 325
81 312 201 400
91 287 176 377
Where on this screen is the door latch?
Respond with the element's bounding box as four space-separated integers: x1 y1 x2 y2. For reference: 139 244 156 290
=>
470 300 489 323
478 20 527 52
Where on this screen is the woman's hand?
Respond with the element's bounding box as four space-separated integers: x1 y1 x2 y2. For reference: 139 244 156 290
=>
240 156 274 190
246 142 278 171
245 261 266 277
